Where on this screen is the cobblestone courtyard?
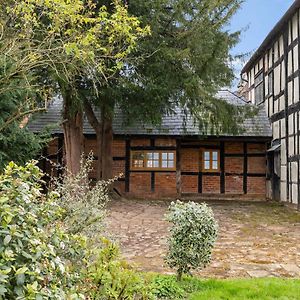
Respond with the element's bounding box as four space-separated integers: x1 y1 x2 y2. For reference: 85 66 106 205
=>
106 199 300 278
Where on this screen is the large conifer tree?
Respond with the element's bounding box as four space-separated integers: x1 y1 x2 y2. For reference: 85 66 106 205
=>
83 0 244 180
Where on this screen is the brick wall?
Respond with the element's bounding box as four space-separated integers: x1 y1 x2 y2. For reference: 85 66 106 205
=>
248 177 266 194
225 157 243 173
45 136 268 199
181 149 199 172
225 175 244 194
248 157 266 174
155 173 177 197
182 175 198 193
202 176 220 194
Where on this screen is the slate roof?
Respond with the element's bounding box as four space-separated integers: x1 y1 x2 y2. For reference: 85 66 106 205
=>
28 90 272 138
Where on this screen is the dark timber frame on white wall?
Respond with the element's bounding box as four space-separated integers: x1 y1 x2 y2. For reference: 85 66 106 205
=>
241 0 300 209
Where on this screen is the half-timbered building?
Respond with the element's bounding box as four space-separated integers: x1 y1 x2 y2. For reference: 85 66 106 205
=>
240 0 300 208
29 90 271 199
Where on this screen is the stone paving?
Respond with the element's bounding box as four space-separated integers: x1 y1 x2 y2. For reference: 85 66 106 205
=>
106 199 300 278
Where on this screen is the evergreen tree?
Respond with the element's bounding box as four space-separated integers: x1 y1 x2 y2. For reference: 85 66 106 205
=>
83 0 245 180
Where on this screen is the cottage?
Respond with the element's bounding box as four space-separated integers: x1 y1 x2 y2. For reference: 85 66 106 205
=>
29 90 271 199
240 0 300 207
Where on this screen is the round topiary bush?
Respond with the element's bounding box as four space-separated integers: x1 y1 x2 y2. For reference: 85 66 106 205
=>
165 200 218 280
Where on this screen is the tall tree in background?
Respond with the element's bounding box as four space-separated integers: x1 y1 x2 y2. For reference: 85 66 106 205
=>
0 11 52 168
6 0 149 175
83 0 244 180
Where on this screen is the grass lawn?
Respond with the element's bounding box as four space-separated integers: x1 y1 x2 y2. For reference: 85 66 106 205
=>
188 278 300 300
152 275 300 299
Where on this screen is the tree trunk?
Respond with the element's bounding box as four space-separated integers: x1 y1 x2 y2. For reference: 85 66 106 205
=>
83 100 102 180
62 90 84 176
83 100 114 180
101 113 113 180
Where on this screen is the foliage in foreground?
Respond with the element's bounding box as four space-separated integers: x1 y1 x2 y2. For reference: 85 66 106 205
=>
51 153 117 237
166 201 218 280
0 161 87 299
85 239 153 300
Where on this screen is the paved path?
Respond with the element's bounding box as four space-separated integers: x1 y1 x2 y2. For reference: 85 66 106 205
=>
106 199 300 278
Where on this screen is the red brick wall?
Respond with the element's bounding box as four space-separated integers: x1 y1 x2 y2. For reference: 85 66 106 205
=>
247 143 266 153
225 175 244 194
129 173 151 196
155 173 177 197
248 177 266 194
181 149 199 172
248 157 266 174
225 142 243 154
112 139 126 157
131 139 150 147
225 157 243 173
202 176 220 194
182 175 198 193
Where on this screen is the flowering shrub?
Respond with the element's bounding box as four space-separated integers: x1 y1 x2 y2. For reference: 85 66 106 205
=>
165 201 218 280
0 161 86 299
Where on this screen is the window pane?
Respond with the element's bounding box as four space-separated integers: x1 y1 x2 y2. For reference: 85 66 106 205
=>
153 153 159 159
168 161 174 168
254 72 263 85
212 151 218 161
255 82 264 104
153 160 159 168
162 153 168 160
204 161 210 169
162 161 168 168
212 161 218 170
268 72 273 95
147 161 153 168
147 152 153 159
169 153 174 160
204 151 210 160
132 152 144 168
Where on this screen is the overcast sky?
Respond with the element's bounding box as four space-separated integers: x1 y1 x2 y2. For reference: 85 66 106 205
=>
230 0 294 88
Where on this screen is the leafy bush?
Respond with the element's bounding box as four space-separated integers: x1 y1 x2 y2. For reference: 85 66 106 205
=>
0 161 86 299
51 153 118 237
85 238 153 300
165 201 218 280
152 275 185 299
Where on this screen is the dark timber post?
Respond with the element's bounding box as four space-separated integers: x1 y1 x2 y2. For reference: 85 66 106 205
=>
243 142 248 194
283 28 290 202
176 139 182 196
125 139 130 193
220 142 225 194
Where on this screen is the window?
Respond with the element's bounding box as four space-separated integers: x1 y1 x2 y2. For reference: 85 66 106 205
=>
254 72 264 104
146 152 159 168
162 152 175 168
132 152 145 168
268 71 274 96
202 150 219 172
131 151 176 170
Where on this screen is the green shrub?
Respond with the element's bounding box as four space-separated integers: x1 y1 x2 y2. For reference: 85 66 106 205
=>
152 275 185 299
0 161 86 299
51 153 117 237
165 201 218 280
86 238 153 300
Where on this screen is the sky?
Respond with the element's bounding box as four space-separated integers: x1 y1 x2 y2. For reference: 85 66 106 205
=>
229 0 294 87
